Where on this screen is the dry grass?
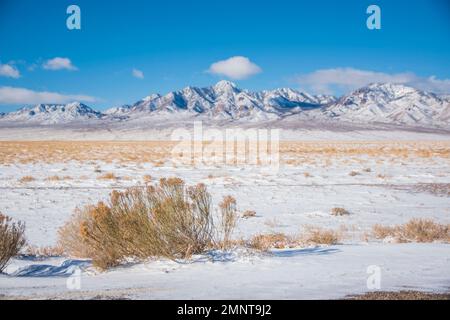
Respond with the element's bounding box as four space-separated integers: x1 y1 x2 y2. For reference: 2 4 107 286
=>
348 290 450 300
331 207 350 216
300 226 342 245
18 176 35 183
97 172 117 180
24 245 64 257
219 196 238 250
142 175 152 184
242 210 257 218
58 178 238 269
372 218 450 243
58 207 95 259
0 214 26 272
249 226 343 251
0 141 449 165
45 175 72 182
249 233 294 251
414 183 450 197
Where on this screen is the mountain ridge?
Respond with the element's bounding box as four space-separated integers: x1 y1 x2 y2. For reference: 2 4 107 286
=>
1 81 449 129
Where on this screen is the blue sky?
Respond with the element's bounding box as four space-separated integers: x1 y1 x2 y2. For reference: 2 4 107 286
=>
0 0 450 112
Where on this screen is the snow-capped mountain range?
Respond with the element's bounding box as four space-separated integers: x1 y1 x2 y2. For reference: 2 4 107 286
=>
104 80 337 121
0 102 104 124
1 81 449 129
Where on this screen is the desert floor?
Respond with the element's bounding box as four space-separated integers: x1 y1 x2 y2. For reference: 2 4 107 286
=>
0 140 449 299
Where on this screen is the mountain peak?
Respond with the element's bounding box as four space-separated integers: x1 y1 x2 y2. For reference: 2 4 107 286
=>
364 82 417 95
1 102 103 124
142 93 161 102
213 80 238 92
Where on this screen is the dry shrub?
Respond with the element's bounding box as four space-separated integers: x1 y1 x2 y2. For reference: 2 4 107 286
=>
24 245 64 257
249 226 343 251
59 178 237 269
46 175 62 181
97 172 117 180
19 176 35 183
249 233 293 251
331 207 350 216
301 226 342 245
372 224 394 240
143 175 152 184
372 219 450 243
415 183 450 197
242 210 256 218
58 207 96 259
219 196 238 249
349 171 360 177
46 175 71 181
0 214 26 272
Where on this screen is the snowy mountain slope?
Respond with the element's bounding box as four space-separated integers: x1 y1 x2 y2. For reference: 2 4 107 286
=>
104 80 334 120
320 83 450 127
1 102 105 124
0 81 449 129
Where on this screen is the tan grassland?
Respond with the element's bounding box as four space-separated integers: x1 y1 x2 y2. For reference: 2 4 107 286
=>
0 140 449 165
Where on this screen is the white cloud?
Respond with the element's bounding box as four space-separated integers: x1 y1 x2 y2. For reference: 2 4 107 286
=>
208 56 262 80
0 63 20 78
132 68 144 79
413 76 450 94
295 67 450 94
0 86 97 105
43 57 78 71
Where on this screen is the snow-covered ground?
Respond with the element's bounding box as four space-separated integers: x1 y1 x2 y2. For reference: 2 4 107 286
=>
1 244 449 299
0 140 449 299
1 126 450 141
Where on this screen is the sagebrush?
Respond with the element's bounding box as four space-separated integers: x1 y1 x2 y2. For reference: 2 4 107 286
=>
0 213 26 273
372 218 450 243
59 178 238 269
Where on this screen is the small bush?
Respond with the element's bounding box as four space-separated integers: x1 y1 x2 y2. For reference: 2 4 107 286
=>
349 171 360 177
249 226 343 251
45 175 71 182
219 196 238 250
249 233 292 251
242 210 256 218
301 226 342 245
19 176 35 183
372 219 450 243
46 175 62 181
0 214 26 272
59 178 238 269
24 245 64 257
143 175 152 184
331 207 350 216
372 224 394 240
97 172 117 180
58 206 97 259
